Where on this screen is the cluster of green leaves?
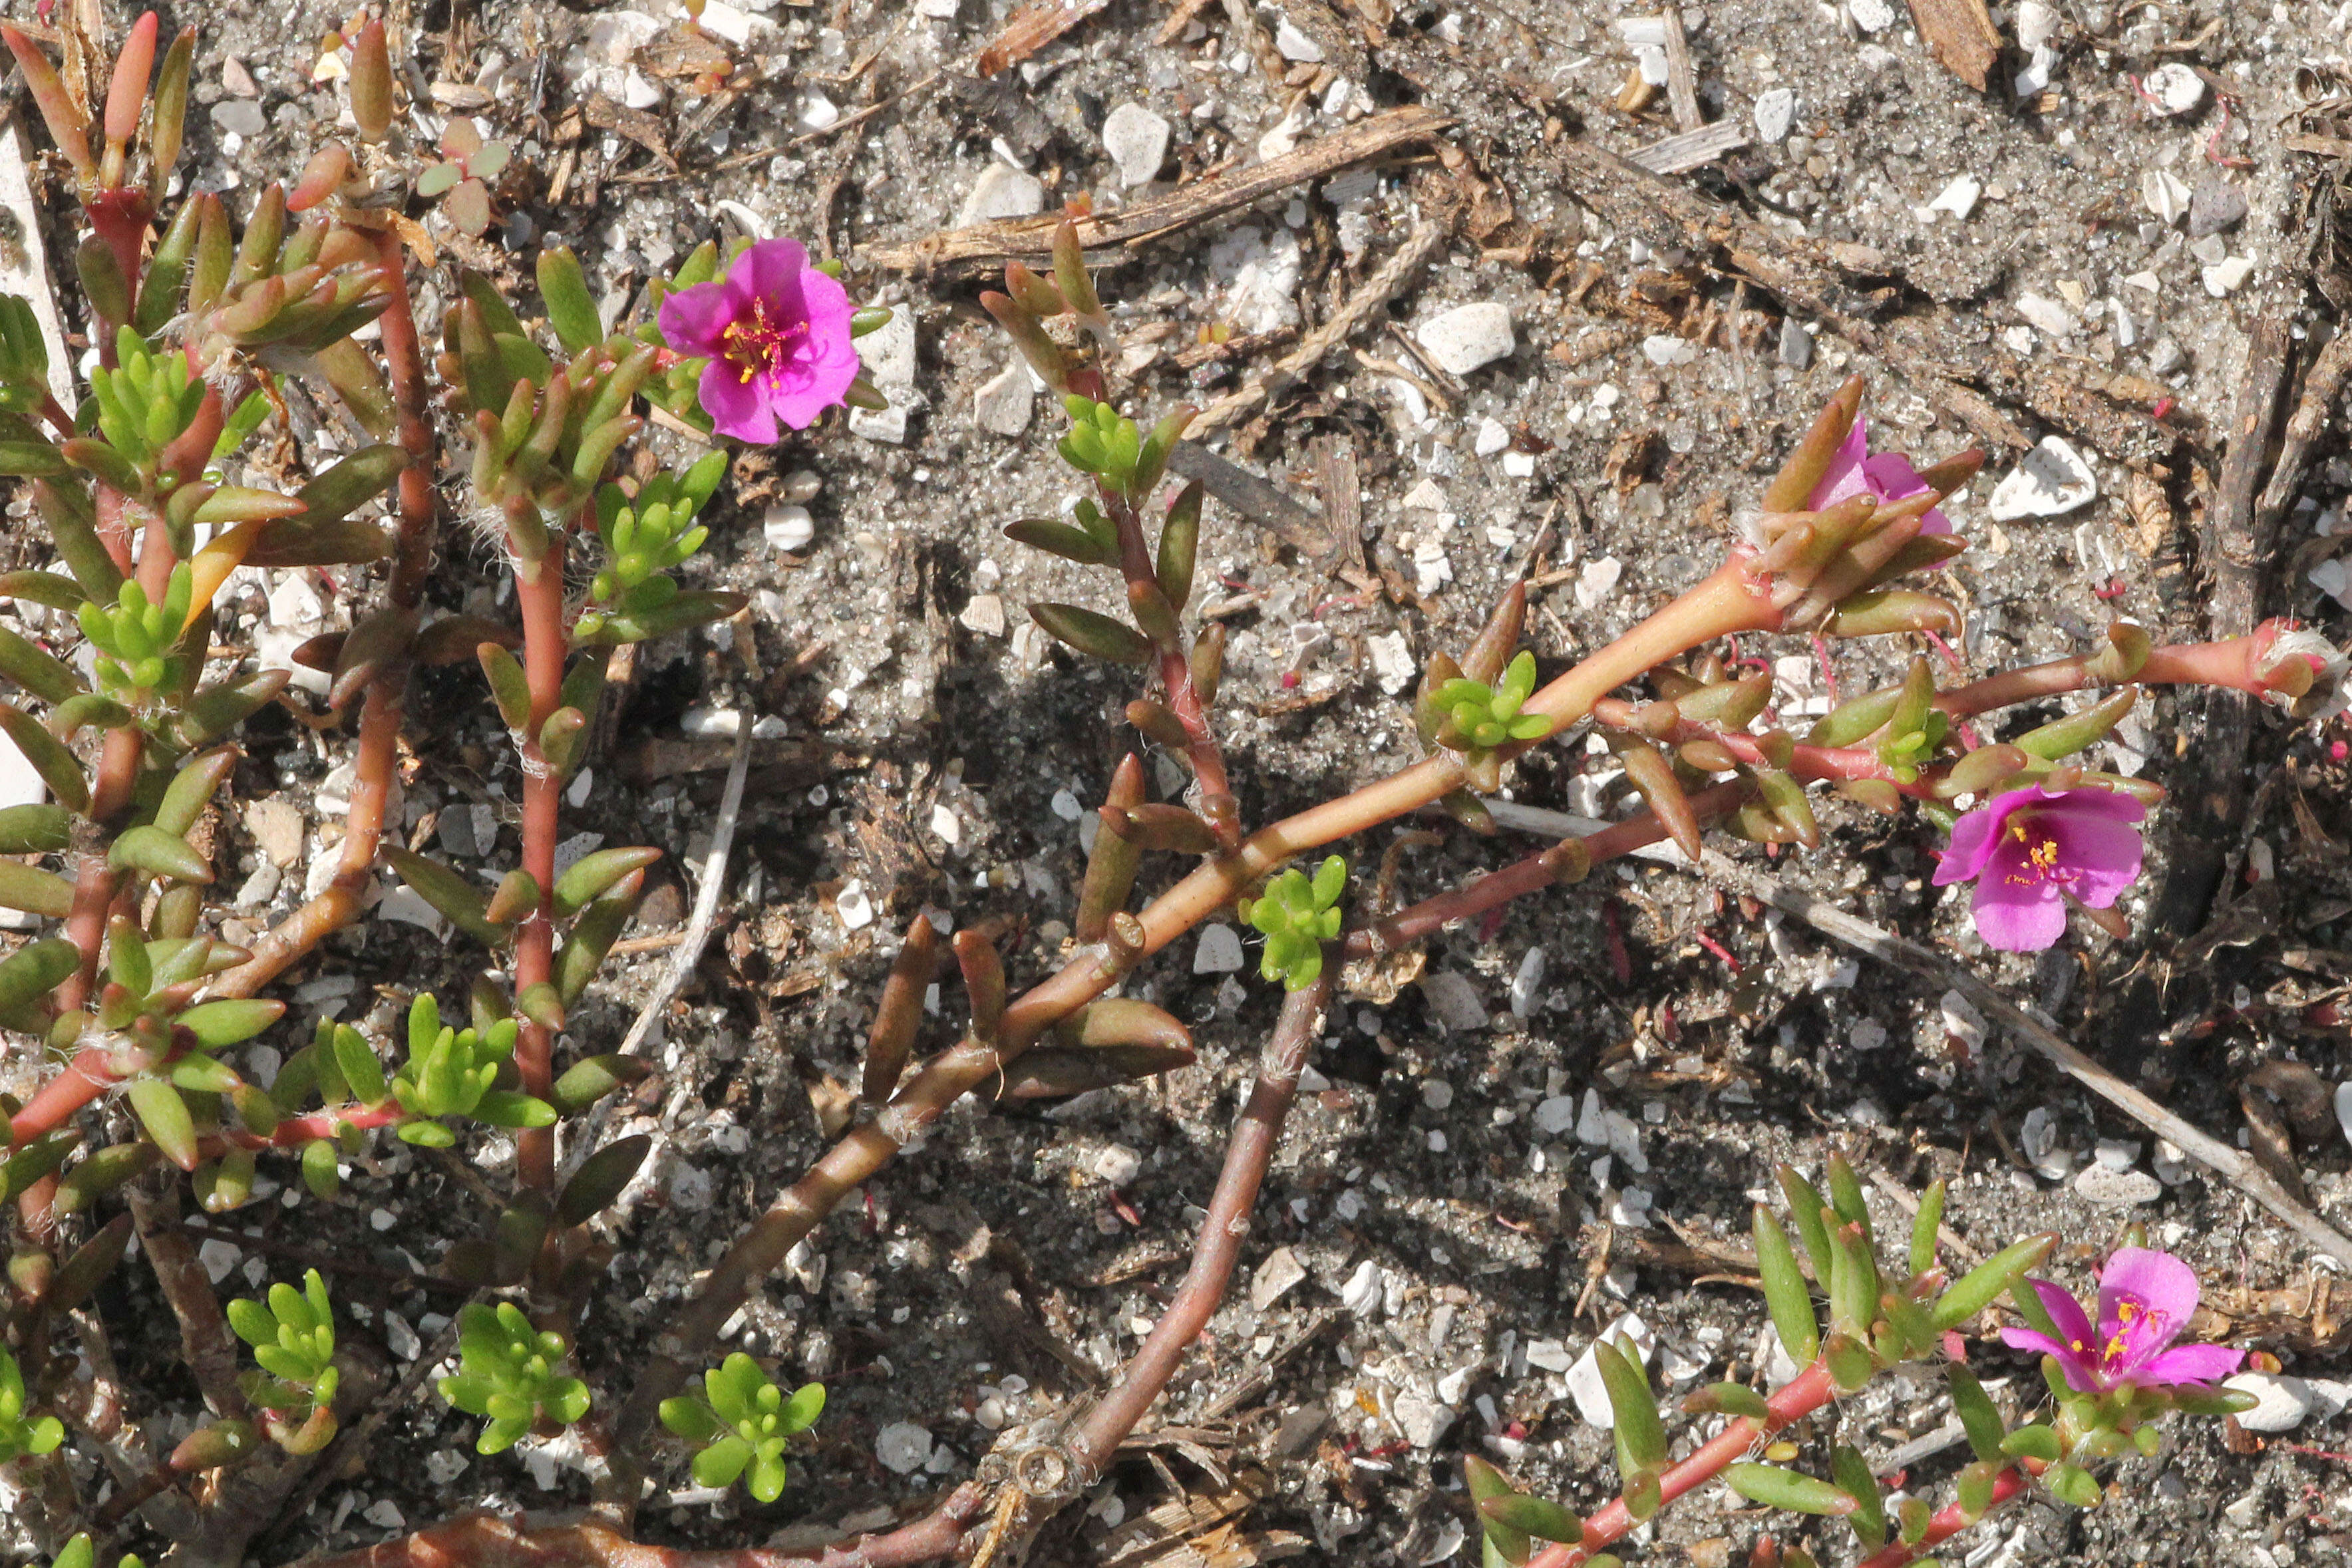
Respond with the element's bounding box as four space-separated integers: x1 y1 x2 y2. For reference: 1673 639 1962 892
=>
573 450 730 646
1428 651 1550 758
388 992 553 1145
439 1301 592 1454
386 844 660 1013
226 1268 341 1453
1054 395 1186 510
1808 647 2154 822
78 564 194 702
659 1352 825 1503
1242 857 1345 991
0 1343 63 1464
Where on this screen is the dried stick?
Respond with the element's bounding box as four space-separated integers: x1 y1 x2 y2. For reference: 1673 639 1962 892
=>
560 720 756 1185
1069 965 1333 1472
1191 219 1447 435
125 1178 248 1420
864 107 1449 279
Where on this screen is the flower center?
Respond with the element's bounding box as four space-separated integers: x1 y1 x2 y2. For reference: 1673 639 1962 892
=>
720 297 808 385
2003 816 2068 887
2100 1294 2166 1368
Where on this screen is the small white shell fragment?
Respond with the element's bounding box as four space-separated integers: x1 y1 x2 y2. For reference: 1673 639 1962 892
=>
957 163 1043 227
764 503 816 552
2146 62 2206 116
377 884 449 937
928 803 961 846
1642 333 1698 367
875 1422 934 1474
1339 1259 1383 1315
1474 416 1511 457
1533 1094 1577 1136
1369 631 1416 695
2202 256 2254 297
1051 788 1083 822
1846 0 1896 31
973 362 1033 435
198 1238 241 1283
1985 436 2097 521
1273 17 1324 61
2073 1163 2162 1207
2335 1080 2352 1148
2142 168 2190 226
1088 1143 1142 1185
1926 174 1981 221
1574 556 1623 609
2015 0 2057 48
2225 1373 2314 1434
1416 302 1516 375
1566 1313 1655 1428
1753 87 1795 144
1101 102 1172 187
854 307 918 389
2015 293 2074 338
1419 971 1486 1032
1250 1246 1307 1310
1510 947 1547 1018
1193 923 1245 974
835 881 874 931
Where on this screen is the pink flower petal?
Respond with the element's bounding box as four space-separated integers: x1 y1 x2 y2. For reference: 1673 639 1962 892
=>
2029 1277 2096 1353
658 279 737 359
2135 1342 2244 1387
698 361 779 444
737 236 812 308
2098 1247 2200 1339
1971 873 2066 951
1933 784 2040 886
2047 810 2145 909
1805 416 1872 511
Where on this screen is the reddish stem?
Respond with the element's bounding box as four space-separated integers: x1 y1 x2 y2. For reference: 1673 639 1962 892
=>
1071 965 1330 1472
1341 781 1753 959
1937 631 2291 718
1591 697 1922 795
1854 1463 2033 1568
510 531 571 1193
1528 1361 1838 1567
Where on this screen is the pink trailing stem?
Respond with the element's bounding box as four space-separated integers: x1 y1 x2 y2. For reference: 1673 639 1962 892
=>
1526 1361 1838 1567
1852 1464 2033 1568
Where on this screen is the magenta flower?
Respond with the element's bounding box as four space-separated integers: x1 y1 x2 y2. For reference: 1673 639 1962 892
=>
1932 783 2144 952
2000 1247 2242 1395
1806 414 1952 536
658 237 858 443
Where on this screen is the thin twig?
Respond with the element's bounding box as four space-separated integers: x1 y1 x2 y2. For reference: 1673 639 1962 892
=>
1194 220 1446 434
561 718 755 1188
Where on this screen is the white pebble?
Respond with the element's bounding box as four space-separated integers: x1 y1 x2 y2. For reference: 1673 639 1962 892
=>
2073 1163 2161 1207
1753 87 1795 144
1566 1313 1654 1428
1926 175 1981 221
836 881 874 931
1089 1143 1142 1186
928 803 961 846
957 163 1043 228
973 362 1033 435
2202 256 2254 297
1102 102 1172 188
1369 631 1416 696
1416 302 1516 375
1339 1259 1382 1315
1509 947 1547 1019
1846 0 1894 31
2016 0 2057 48
1421 1080 1455 1112
1273 17 1324 61
1474 416 1511 457
1193 923 1245 974
1985 436 2097 521
875 1422 934 1474
2225 1373 2313 1434
2142 168 2190 226
764 503 815 553
2146 62 2206 116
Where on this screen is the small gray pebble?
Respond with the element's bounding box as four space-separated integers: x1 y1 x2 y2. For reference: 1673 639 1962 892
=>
2188 173 2248 239
1778 316 1815 371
